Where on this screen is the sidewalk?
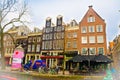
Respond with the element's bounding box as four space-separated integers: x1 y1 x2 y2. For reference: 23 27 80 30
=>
0 66 105 80
1 66 70 75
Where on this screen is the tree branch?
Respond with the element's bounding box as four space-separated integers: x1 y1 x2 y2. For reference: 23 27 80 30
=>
2 1 28 30
1 0 17 21
4 32 16 45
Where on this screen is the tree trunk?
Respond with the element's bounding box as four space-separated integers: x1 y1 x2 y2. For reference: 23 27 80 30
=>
0 29 6 70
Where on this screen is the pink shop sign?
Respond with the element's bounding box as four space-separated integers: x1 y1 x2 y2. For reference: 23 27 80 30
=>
12 50 24 69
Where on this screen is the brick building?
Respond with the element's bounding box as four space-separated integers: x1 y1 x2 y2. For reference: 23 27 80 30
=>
79 5 107 55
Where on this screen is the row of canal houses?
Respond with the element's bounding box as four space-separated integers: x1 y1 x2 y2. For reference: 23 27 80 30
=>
4 6 107 69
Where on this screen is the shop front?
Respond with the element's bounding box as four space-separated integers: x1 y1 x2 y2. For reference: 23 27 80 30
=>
41 51 64 68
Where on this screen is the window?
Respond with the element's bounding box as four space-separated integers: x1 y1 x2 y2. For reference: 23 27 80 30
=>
67 42 71 48
54 27 57 31
46 34 49 40
70 22 74 27
28 37 32 43
54 33 56 39
50 28 53 32
73 32 77 38
89 26 94 32
49 33 52 39
67 33 71 38
81 26 87 33
42 35 45 40
36 44 40 52
98 47 104 54
37 37 41 42
56 40 59 49
33 37 36 42
81 36 87 44
49 41 52 49
57 33 61 39
60 40 64 49
89 48 96 55
46 28 50 33
32 44 35 52
70 21 76 27
57 26 61 31
53 40 57 49
45 41 49 49
28 45 31 52
97 36 104 43
61 32 64 39
87 16 95 22
56 33 59 39
46 21 51 27
73 40 77 48
81 48 87 55
42 42 45 49
57 19 62 26
96 25 103 32
89 36 95 43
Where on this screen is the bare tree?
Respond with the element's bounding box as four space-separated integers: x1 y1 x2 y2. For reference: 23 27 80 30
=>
0 0 28 70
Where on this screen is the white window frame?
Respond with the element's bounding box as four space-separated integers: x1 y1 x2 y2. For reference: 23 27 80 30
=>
81 48 87 55
32 44 35 52
81 26 87 33
87 16 95 22
89 48 96 55
89 26 95 32
96 25 103 32
28 45 31 52
81 36 87 44
97 36 104 43
89 36 95 43
36 44 40 52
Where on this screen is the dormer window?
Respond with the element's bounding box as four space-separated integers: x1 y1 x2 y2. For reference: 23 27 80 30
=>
70 20 77 27
87 16 95 22
46 17 51 27
46 21 51 27
57 15 62 26
58 19 62 26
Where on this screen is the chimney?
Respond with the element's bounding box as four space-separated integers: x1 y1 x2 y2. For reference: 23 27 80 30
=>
89 5 93 8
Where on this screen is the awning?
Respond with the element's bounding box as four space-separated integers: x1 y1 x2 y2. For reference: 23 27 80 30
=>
68 55 95 62
94 54 113 63
68 55 83 62
68 54 113 63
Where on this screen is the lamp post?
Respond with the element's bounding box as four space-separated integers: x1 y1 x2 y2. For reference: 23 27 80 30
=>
88 48 91 75
62 26 66 75
118 10 120 28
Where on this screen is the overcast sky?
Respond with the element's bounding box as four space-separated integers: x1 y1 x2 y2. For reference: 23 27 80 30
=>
27 0 120 45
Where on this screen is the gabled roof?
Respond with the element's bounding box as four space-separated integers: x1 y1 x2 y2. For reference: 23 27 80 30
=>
80 5 104 23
